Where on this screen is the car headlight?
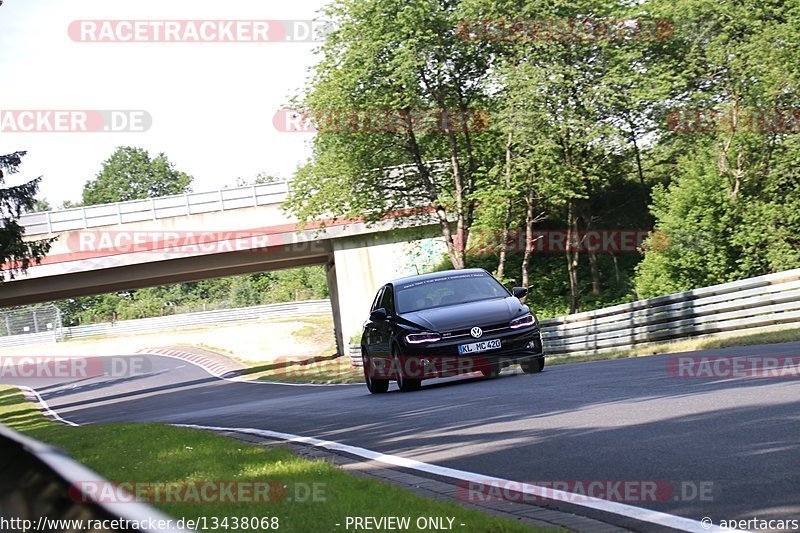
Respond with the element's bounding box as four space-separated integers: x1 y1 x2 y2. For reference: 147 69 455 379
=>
509 313 536 329
406 332 441 344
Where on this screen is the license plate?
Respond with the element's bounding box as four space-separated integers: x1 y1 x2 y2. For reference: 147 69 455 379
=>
458 339 502 354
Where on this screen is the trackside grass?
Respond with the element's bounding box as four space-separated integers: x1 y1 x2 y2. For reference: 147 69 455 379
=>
244 355 363 384
0 387 547 532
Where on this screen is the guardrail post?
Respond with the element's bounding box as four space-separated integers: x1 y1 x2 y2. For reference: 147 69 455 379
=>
219 189 225 211
252 185 258 206
116 202 123 225
55 307 64 341
81 206 88 228
45 211 53 233
185 193 191 215
151 197 157 220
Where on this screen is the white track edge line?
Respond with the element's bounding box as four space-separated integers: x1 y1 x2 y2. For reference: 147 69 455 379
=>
178 423 740 533
13 388 738 533
17 385 79 427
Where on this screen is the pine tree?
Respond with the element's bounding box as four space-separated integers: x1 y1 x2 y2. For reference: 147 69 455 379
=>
0 151 53 280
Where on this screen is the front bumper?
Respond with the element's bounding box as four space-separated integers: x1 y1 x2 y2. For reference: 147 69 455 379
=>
398 326 544 379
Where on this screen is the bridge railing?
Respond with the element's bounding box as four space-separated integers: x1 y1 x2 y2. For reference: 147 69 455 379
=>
540 267 800 356
20 181 291 236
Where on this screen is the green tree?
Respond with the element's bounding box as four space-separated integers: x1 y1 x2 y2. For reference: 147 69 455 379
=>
464 0 655 311
285 0 496 269
634 147 739 298
82 146 193 205
233 172 281 187
0 151 53 279
24 198 51 213
635 0 800 296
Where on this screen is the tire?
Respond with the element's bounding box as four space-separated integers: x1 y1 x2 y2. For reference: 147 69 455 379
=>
520 357 545 374
393 344 421 392
363 353 389 394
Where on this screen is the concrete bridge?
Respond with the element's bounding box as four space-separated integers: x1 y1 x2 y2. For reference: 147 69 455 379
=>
4 181 447 352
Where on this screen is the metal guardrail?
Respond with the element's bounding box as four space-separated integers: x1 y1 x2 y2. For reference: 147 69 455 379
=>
540 267 800 356
19 181 291 236
0 300 332 346
349 269 800 365
348 345 363 368
0 331 58 348
62 300 332 340
0 423 192 533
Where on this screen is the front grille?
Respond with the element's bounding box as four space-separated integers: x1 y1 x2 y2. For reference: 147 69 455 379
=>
441 322 511 340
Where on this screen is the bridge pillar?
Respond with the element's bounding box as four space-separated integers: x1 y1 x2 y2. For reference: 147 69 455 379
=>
330 229 448 352
324 259 344 356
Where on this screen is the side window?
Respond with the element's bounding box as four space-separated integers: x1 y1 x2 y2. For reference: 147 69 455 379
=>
370 287 385 312
381 286 395 315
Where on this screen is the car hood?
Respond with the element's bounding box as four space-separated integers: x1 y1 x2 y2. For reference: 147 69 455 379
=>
400 297 528 332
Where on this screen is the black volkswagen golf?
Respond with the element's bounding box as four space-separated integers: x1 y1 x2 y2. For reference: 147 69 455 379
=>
361 268 545 393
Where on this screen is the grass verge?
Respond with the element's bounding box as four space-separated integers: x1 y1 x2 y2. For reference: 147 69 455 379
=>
0 387 543 532
241 355 363 384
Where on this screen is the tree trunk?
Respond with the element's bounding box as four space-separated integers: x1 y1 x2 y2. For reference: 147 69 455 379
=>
717 101 744 201
497 128 514 280
566 199 580 313
588 251 601 296
403 110 465 269
579 203 601 296
521 186 536 288
443 113 469 269
610 252 620 283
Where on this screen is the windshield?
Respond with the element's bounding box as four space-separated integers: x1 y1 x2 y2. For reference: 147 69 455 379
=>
395 272 510 313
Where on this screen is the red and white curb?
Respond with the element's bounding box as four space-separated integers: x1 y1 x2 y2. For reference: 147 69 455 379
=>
136 348 358 387
135 347 241 378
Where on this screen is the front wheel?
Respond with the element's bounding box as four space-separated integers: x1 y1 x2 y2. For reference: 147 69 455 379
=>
521 357 545 374
393 345 421 392
363 353 389 394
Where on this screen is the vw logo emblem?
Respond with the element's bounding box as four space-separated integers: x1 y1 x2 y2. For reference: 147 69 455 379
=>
470 327 483 338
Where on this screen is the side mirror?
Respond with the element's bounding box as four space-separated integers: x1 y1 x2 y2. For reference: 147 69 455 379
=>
512 287 528 299
370 308 388 321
